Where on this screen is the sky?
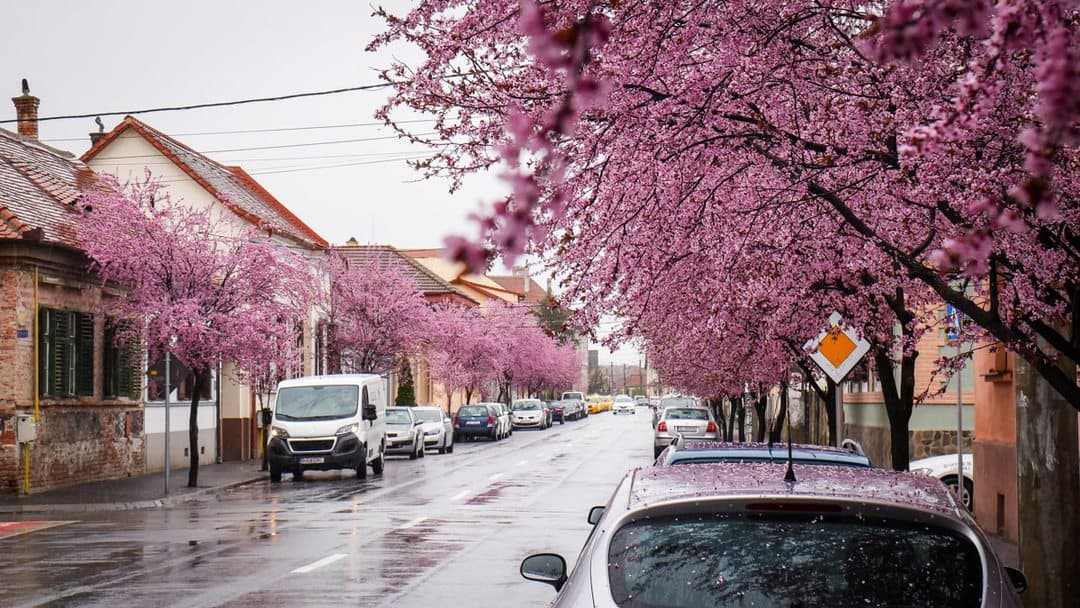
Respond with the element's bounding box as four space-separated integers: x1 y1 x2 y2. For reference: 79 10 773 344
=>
0 0 641 365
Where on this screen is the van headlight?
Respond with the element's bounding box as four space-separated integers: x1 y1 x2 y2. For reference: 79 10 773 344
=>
269 426 289 439
910 467 933 476
335 423 359 436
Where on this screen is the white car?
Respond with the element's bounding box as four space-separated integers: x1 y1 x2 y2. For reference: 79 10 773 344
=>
612 394 636 415
910 453 973 510
410 405 455 454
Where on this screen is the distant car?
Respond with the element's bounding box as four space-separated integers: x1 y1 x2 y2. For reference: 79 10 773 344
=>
652 395 697 427
410 406 454 454
384 407 425 459
560 398 586 420
654 405 719 457
453 403 499 441
520 463 1027 607
612 394 636 415
546 400 566 424
634 395 648 407
910 453 974 510
485 401 513 439
511 398 551 429
656 439 873 468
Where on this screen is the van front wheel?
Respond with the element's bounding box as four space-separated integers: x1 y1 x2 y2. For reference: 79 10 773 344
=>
372 451 385 475
356 446 368 480
269 464 282 483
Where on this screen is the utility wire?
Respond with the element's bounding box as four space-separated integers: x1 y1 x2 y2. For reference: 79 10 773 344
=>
0 82 398 125
41 119 436 142
89 132 443 160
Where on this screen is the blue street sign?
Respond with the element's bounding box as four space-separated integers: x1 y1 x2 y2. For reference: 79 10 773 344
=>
945 304 963 340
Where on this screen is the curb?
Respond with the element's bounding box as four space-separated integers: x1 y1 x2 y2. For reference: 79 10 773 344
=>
0 475 265 515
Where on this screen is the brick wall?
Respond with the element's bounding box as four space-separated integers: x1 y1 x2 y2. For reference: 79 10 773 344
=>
0 256 147 495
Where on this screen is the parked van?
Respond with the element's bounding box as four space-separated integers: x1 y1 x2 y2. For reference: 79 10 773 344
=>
267 374 387 482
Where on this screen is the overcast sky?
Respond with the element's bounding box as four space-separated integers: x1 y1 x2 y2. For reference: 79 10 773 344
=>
0 0 641 365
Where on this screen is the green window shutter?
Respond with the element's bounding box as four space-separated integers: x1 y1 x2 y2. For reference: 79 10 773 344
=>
75 313 94 396
38 308 52 396
52 310 72 396
104 324 118 398
126 348 142 400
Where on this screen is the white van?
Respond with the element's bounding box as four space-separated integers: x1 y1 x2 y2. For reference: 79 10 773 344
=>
267 374 387 482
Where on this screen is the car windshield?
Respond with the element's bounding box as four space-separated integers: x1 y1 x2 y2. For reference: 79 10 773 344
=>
660 397 696 408
665 408 709 420
562 392 584 401
607 513 982 607
274 385 358 420
512 401 542 411
414 409 444 422
458 406 488 417
386 410 413 424
615 396 633 402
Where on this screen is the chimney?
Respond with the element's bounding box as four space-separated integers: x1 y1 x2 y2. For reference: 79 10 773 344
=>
89 116 106 146
12 78 40 140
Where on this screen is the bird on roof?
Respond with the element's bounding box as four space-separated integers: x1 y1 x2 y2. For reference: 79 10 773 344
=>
21 78 29 95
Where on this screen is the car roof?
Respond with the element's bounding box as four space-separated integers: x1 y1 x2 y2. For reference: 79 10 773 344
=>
627 462 959 516
679 440 861 456
277 373 382 388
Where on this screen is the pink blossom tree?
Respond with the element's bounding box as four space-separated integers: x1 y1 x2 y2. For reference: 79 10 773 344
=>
325 254 432 375
427 303 501 411
78 175 315 487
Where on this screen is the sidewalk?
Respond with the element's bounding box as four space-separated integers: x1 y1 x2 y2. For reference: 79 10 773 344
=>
0 461 266 514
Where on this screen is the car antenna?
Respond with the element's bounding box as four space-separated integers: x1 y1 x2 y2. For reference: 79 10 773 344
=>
782 380 796 483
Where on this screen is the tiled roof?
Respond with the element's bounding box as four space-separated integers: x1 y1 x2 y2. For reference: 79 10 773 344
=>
489 275 546 304
0 127 90 248
333 244 480 305
82 117 326 250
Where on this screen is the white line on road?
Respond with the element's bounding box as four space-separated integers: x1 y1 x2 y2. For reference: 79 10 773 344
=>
488 473 503 481
450 489 471 501
517 460 529 466
291 553 347 574
395 517 428 530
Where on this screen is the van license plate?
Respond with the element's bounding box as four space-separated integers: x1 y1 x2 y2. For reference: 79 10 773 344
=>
299 457 325 465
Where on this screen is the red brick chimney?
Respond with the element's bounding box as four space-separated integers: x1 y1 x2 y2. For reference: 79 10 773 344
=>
12 78 40 140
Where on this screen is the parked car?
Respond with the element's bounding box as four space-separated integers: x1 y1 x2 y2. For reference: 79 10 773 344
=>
521 463 1027 607
653 405 719 457
612 394 636 415
547 400 566 424
384 406 425 459
656 439 873 468
911 452 974 510
267 374 387 482
634 395 648 407
651 395 697 427
511 398 551 429
485 401 513 439
410 405 454 454
454 403 500 441
561 391 588 418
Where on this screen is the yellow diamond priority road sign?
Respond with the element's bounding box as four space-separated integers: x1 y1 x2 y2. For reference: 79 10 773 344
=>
804 312 871 384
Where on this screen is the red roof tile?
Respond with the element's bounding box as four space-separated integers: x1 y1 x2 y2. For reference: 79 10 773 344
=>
333 244 480 306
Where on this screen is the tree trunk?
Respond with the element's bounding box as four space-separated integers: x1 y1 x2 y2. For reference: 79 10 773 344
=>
736 398 747 443
465 387 473 404
823 379 837 447
728 396 740 442
753 391 768 442
769 385 787 444
187 368 206 488
1015 354 1080 607
713 398 730 442
875 349 918 471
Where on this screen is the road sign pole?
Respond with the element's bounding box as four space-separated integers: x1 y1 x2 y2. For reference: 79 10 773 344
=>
835 381 844 447
957 343 963 505
164 352 170 495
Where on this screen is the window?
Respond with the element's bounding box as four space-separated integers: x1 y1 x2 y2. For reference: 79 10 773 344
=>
146 356 212 402
38 308 94 397
104 323 141 400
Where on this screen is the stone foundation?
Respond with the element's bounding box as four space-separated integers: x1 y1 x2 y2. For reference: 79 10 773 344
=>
843 423 973 470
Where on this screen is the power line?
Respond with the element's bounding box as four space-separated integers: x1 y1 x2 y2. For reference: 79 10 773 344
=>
89 132 443 160
0 82 398 125
40 119 436 142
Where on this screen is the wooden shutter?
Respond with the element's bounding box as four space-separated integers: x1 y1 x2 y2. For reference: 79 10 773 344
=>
38 308 52 396
75 313 95 396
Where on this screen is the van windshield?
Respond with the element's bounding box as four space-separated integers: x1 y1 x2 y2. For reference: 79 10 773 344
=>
275 385 358 420
562 392 584 401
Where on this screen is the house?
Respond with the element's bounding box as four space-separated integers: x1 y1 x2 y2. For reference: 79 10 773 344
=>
1 86 144 494
81 116 329 467
400 248 523 304
333 242 481 408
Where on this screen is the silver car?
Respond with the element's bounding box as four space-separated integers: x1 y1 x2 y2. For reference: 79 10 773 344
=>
384 407 425 459
480 401 513 439
651 395 696 427
410 406 455 454
521 463 1027 607
511 398 550 429
653 405 718 457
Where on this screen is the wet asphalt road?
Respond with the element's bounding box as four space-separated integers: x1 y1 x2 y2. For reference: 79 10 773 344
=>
1 408 655 608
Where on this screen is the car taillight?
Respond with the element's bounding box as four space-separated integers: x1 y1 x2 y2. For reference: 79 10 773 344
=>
657 421 667 432
487 416 495 425
706 421 717 433
453 417 459 426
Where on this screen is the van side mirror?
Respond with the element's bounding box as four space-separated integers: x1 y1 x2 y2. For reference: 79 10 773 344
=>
362 404 377 421
587 506 606 525
1005 567 1027 594
520 553 567 591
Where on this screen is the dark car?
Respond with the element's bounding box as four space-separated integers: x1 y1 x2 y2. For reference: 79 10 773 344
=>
521 463 1027 607
546 400 566 424
656 439 873 468
453 403 499 441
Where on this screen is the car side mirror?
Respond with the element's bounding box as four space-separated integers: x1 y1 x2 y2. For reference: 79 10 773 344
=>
1005 567 1027 594
587 505 606 525
362 404 377 421
414 419 424 426
520 553 567 592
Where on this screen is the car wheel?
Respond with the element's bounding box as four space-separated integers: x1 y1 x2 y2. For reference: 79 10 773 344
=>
356 446 368 480
491 428 499 441
653 446 664 459
409 441 418 460
944 475 974 510
447 439 454 453
269 464 282 483
372 450 385 475
293 467 304 481
419 442 426 458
